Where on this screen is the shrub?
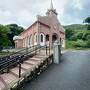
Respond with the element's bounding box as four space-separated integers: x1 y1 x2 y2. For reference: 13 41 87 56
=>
66 40 76 48
73 40 86 48
86 40 90 48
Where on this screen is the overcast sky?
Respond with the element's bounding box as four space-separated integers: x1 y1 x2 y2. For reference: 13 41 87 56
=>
0 0 90 28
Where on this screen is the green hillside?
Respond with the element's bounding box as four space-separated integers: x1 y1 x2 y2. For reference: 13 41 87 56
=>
65 24 90 49
64 24 87 30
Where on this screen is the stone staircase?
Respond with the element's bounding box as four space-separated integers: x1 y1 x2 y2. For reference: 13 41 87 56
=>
0 49 53 90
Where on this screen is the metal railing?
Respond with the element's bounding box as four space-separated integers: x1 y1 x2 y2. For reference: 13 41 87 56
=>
0 44 51 75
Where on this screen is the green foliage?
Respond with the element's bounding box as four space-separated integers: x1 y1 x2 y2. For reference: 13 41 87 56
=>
0 25 11 50
74 40 86 48
86 40 90 48
82 31 90 40
66 40 76 48
75 32 83 40
86 35 90 40
66 28 90 49
7 24 24 46
0 24 10 34
65 29 75 40
0 24 24 50
84 16 90 24
65 16 90 49
84 16 90 30
64 24 87 30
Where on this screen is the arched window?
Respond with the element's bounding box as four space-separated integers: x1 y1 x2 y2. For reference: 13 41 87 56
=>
46 34 49 42
41 34 43 42
27 37 29 47
34 33 37 45
40 33 45 46
29 36 31 45
29 35 32 46
34 33 37 42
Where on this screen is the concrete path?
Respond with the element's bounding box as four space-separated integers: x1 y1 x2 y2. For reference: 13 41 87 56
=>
24 50 90 90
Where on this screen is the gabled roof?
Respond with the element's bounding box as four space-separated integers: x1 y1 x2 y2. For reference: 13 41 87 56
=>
37 15 65 33
20 20 50 36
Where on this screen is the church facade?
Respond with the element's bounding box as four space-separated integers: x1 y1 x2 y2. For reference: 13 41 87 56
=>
13 1 65 48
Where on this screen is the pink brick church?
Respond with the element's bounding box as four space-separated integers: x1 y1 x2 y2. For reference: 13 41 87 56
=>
13 1 65 48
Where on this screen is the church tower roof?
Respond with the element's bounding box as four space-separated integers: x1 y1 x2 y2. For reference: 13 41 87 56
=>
50 0 54 10
46 0 58 16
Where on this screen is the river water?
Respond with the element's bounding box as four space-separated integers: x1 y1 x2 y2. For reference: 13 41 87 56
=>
24 50 90 90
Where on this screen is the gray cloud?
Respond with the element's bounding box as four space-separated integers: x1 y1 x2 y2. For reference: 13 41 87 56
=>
60 0 90 25
0 0 90 28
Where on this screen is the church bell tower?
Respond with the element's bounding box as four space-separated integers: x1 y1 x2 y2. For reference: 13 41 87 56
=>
46 0 58 16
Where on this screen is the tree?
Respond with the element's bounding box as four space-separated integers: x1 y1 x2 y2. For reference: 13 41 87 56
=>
84 16 90 30
7 24 24 46
75 32 83 40
0 24 24 51
65 29 75 40
0 25 11 50
82 31 90 40
86 40 90 48
74 40 86 48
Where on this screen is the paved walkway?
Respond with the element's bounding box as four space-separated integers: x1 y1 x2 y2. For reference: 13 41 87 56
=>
24 50 90 90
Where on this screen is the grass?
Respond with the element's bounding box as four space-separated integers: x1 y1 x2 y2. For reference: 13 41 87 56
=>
0 51 13 57
66 40 90 50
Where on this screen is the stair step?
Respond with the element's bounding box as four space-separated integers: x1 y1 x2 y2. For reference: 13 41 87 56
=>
10 71 19 77
10 67 25 77
20 63 34 70
0 77 6 89
24 60 41 68
24 61 34 65
24 60 39 65
30 57 41 61
35 55 47 58
0 73 17 85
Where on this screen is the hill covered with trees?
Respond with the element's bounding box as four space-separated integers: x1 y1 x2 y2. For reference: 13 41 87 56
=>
64 24 87 30
65 24 90 49
64 16 90 49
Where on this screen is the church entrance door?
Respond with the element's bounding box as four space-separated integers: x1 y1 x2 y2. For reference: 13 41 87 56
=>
52 33 58 43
